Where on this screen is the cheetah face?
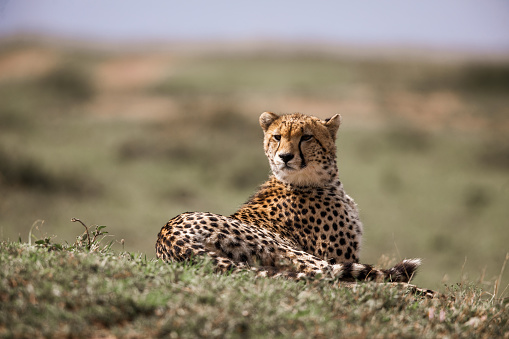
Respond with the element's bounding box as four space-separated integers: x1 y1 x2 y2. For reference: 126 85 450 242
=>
259 112 341 187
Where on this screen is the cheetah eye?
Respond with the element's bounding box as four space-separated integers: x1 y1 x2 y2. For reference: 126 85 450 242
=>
301 135 313 141
273 135 281 141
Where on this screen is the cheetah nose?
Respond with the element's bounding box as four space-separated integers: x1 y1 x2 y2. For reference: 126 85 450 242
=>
279 153 294 164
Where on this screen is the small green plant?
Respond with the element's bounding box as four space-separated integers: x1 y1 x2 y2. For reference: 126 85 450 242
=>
70 218 113 252
27 219 61 250
27 218 114 253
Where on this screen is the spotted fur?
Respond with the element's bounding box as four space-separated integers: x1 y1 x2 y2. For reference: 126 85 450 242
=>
156 112 422 284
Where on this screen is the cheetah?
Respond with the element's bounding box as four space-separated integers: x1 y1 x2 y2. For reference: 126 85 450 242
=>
156 112 424 285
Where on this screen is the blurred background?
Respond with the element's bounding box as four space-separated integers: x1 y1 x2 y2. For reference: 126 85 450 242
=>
0 1 508 292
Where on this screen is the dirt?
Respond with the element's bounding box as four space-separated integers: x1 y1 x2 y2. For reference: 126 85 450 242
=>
0 47 58 81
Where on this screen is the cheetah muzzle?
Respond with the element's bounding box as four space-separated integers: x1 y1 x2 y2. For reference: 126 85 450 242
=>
156 112 431 293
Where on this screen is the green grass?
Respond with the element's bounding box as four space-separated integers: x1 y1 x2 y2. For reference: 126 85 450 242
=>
151 56 356 98
0 43 508 296
1 238 508 338
2 114 507 291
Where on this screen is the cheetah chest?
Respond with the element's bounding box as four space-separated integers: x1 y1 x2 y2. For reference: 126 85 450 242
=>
234 183 363 264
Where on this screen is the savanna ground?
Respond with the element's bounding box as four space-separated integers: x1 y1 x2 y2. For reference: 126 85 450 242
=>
0 40 508 337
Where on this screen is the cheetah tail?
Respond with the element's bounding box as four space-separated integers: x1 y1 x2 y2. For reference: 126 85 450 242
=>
383 258 421 283
335 258 421 283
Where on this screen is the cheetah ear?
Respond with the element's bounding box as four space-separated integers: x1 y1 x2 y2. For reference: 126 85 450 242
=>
323 114 341 138
259 112 279 132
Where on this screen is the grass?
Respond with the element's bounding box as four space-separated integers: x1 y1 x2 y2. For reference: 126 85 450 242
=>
1 231 508 338
151 56 355 97
0 42 508 295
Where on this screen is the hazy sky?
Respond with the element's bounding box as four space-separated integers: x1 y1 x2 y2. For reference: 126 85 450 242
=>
1 0 509 52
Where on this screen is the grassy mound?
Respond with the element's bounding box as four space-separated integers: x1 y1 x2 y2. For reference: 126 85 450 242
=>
1 229 507 338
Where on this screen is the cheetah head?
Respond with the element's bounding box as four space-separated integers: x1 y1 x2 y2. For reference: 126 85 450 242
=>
259 112 341 187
